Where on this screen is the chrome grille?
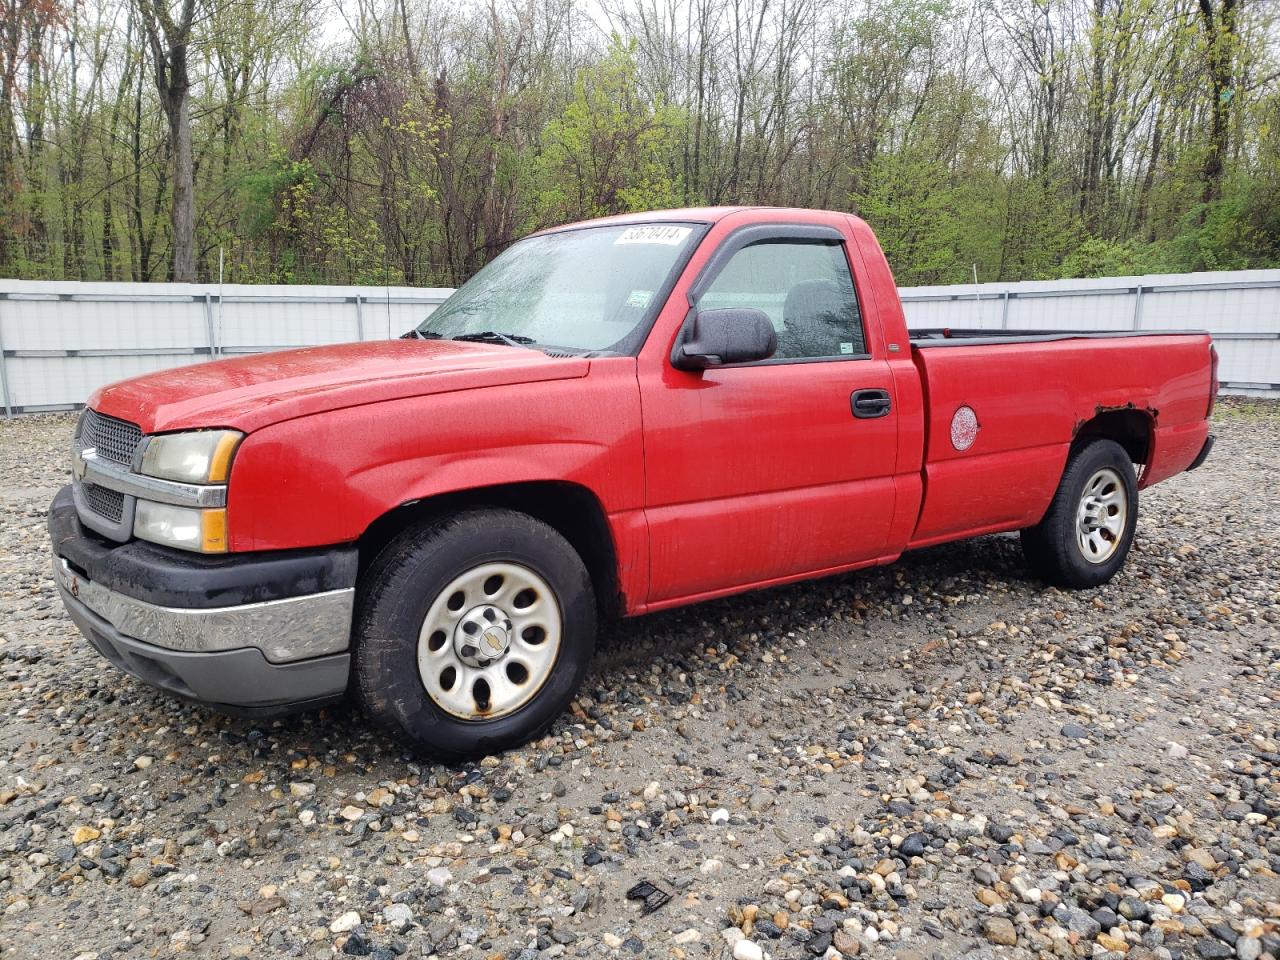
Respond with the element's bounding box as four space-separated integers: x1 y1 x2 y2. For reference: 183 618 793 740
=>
82 483 125 523
81 408 142 466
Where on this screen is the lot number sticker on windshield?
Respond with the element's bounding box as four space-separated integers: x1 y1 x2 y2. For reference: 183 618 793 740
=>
614 225 692 246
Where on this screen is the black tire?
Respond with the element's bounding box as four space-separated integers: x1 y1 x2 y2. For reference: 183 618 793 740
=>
354 508 595 760
1020 439 1138 589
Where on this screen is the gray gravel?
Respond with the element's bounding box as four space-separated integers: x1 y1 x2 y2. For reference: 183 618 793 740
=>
1 401 1277 960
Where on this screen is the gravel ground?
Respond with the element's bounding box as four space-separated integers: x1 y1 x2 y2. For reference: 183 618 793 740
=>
1 401 1277 960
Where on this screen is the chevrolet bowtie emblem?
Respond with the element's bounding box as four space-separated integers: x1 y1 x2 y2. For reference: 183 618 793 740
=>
483 629 504 652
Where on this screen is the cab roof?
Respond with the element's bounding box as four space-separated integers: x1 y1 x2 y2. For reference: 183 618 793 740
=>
534 206 849 234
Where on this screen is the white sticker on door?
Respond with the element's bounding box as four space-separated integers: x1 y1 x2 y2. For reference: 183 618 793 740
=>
614 225 692 246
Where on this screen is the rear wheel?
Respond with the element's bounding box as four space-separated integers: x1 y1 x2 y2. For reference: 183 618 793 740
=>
1020 439 1138 589
354 509 596 759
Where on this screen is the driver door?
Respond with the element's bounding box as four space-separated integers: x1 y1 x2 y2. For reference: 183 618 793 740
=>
640 228 899 606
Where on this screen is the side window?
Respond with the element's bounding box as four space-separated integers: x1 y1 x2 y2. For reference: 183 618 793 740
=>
699 240 866 360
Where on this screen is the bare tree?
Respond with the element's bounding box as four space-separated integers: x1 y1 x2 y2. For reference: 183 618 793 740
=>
0 0 63 267
3 0 1279 284
136 0 198 280
1196 0 1238 204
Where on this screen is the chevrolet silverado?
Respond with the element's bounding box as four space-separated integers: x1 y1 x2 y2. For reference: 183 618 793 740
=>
49 207 1217 757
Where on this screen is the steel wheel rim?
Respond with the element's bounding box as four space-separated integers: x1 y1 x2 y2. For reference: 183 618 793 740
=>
417 561 562 721
1075 467 1127 564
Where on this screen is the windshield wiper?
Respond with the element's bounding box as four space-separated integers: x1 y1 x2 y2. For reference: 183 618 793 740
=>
401 328 444 340
451 331 536 348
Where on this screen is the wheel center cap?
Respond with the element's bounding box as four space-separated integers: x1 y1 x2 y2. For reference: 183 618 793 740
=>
454 605 513 667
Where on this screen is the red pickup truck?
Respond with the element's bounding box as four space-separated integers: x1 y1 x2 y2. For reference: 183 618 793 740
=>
49 207 1216 757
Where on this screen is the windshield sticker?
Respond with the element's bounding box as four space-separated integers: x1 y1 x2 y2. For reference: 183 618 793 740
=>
840 342 855 354
626 290 654 308
614 225 692 246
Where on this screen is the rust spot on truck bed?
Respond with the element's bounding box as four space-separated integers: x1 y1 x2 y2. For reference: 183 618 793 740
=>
1072 402 1159 439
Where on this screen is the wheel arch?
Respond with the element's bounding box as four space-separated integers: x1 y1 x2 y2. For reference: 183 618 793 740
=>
356 480 624 619
1072 407 1154 474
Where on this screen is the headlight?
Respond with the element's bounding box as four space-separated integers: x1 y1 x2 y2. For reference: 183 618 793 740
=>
134 501 228 553
140 430 242 483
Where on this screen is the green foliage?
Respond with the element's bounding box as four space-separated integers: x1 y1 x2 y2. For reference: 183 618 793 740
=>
533 39 684 224
238 153 312 240
276 166 400 285
853 151 965 284
1060 238 1149 278
1 0 1277 285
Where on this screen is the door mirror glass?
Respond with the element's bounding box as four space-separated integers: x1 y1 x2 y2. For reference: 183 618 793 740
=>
673 308 777 370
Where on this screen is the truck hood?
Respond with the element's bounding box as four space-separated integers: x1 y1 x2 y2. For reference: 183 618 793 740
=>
90 340 591 434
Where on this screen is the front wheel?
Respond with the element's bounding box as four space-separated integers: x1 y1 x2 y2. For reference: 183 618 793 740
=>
1020 438 1138 589
354 509 596 759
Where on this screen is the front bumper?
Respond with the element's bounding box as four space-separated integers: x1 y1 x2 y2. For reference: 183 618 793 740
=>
49 486 357 715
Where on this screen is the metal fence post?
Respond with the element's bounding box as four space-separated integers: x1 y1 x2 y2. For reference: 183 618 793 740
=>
0 294 12 418
1001 290 1010 329
1132 285 1145 330
203 292 218 357
354 294 364 341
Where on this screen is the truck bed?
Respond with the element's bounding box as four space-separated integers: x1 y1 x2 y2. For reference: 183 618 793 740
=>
903 329 1214 549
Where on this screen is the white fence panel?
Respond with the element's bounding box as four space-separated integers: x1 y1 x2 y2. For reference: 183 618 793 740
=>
0 280 451 414
898 269 1280 395
9 354 209 411
1 269 1276 415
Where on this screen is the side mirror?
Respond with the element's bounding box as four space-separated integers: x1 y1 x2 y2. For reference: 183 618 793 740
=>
673 308 777 370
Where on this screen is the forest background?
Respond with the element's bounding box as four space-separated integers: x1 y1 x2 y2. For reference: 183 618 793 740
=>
2 0 1277 288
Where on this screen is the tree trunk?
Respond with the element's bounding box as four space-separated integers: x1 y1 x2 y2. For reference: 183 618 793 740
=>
1136 102 1163 240
0 87 13 271
1197 0 1236 207
1081 0 1106 226
101 26 134 282
138 0 197 281
130 67 145 279
24 29 47 257
167 89 195 280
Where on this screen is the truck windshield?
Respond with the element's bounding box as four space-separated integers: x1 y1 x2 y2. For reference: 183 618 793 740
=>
415 222 700 353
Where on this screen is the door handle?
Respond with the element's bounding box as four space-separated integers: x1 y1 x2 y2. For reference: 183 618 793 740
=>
851 389 891 419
